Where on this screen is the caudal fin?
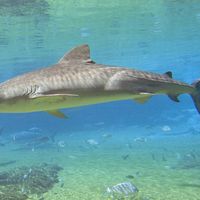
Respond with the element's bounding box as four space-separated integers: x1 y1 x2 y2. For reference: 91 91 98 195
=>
191 79 200 114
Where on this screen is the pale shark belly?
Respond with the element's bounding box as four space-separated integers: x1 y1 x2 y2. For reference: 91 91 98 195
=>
0 92 134 113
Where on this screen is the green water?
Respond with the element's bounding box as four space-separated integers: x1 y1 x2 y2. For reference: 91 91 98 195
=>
0 0 200 199
1 127 200 200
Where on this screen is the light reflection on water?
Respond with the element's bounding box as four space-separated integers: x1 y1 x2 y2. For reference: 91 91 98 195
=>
0 0 200 79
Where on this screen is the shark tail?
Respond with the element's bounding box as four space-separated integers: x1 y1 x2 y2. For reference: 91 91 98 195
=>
191 79 200 114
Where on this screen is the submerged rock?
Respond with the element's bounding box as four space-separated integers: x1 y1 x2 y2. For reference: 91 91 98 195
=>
0 163 63 199
0 185 28 200
106 182 139 199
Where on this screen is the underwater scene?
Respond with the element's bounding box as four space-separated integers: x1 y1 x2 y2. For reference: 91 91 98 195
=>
0 0 200 199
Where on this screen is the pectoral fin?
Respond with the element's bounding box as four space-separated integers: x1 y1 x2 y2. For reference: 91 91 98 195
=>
134 96 151 104
46 110 68 119
134 92 153 104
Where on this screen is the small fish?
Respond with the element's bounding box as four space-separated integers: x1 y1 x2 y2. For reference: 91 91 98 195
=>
164 165 171 169
122 154 129 160
102 133 112 139
35 136 50 143
126 143 133 149
29 168 32 173
151 153 156 160
21 187 25 193
94 122 105 126
126 175 135 179
58 140 65 148
134 137 147 143
68 155 76 159
60 182 64 187
134 171 142 177
162 125 171 132
12 130 40 142
86 139 98 145
145 125 154 130
23 174 28 180
0 160 16 167
0 127 4 136
191 128 200 135
185 152 196 160
28 127 42 132
175 152 181 160
12 146 33 151
162 154 167 161
26 136 50 146
0 143 5 146
190 151 197 160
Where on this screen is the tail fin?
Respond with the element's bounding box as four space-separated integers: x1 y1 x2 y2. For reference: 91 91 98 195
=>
191 79 200 114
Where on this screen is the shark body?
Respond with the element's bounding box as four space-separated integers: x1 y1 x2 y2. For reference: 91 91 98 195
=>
0 44 200 118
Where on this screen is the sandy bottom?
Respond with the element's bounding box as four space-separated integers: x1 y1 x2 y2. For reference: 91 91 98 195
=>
0 127 200 200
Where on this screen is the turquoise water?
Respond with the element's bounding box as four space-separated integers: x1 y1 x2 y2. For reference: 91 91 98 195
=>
0 0 200 199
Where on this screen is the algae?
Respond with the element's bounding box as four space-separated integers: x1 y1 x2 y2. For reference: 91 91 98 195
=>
0 163 63 199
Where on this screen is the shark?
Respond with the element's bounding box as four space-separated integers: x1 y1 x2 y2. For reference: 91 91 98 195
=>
0 44 200 118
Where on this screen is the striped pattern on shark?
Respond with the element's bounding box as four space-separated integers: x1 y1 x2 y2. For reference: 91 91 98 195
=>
0 44 200 118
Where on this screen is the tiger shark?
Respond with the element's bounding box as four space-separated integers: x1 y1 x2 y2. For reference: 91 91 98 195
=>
0 44 200 118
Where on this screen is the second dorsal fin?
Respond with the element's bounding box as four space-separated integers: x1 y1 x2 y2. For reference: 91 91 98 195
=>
58 44 92 64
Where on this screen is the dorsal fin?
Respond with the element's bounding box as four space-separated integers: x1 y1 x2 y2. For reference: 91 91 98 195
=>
58 44 93 64
163 71 173 78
